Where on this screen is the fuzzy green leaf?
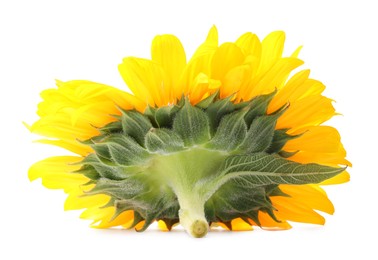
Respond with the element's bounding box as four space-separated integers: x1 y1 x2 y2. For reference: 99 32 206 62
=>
196 90 219 109
145 128 185 153
244 91 276 126
238 113 281 153
87 176 179 232
80 153 144 180
172 99 211 146
154 105 182 128
267 129 301 154
121 110 152 146
206 110 247 151
205 184 273 224
99 120 122 135
92 134 149 166
219 153 345 186
205 95 235 133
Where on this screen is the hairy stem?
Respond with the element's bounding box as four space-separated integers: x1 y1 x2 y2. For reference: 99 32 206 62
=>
177 195 208 238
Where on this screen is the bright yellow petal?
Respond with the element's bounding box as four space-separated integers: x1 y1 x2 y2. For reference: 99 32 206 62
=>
157 220 170 231
235 32 262 58
28 156 88 193
222 64 251 98
231 218 253 231
191 25 218 61
246 57 303 100
321 171 350 185
80 206 134 229
258 31 285 74
35 139 93 156
188 73 221 104
64 190 110 210
285 126 343 153
268 70 325 113
276 95 335 131
30 80 143 155
211 43 245 83
151 34 186 102
279 184 335 214
119 58 167 107
272 196 325 225
257 211 292 230
179 26 218 98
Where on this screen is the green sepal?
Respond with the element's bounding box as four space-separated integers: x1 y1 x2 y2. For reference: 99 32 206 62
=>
145 128 185 153
206 184 273 223
279 150 299 158
238 113 279 153
120 110 152 146
74 163 100 180
205 95 235 134
195 90 219 109
266 185 290 197
80 154 127 180
205 110 247 151
243 90 276 126
267 129 301 154
98 120 123 135
155 105 182 128
172 98 211 146
91 134 149 166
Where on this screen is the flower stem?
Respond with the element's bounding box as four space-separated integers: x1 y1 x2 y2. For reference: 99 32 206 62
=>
178 199 209 238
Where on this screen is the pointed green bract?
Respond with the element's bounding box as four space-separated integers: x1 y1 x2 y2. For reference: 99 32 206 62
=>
120 110 152 146
206 110 247 151
145 128 184 153
73 91 345 236
172 99 211 146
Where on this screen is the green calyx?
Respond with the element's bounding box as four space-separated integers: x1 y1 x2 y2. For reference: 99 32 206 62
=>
77 91 344 238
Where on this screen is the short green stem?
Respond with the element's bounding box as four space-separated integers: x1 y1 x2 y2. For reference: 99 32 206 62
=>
178 203 209 238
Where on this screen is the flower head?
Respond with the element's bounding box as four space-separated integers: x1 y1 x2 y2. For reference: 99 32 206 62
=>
28 26 350 238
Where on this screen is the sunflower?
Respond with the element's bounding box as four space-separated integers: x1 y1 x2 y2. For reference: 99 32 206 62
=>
27 26 350 238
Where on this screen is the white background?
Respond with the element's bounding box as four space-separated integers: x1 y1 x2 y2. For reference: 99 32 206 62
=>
1 0 377 259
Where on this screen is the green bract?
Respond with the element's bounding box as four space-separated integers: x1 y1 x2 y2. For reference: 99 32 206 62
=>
78 92 344 238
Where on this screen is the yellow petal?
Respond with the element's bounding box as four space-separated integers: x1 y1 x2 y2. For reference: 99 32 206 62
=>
269 71 326 113
272 196 325 225
64 191 110 211
189 73 221 104
179 26 218 97
80 207 134 229
277 95 335 131
36 139 93 156
31 80 143 156
247 57 304 99
210 42 245 82
285 126 343 153
231 218 253 231
279 184 335 214
119 58 167 107
288 149 351 167
235 32 262 58
191 25 218 61
221 64 251 98
157 220 170 231
151 34 186 102
28 156 88 193
257 211 292 230
258 31 285 74
321 171 350 185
